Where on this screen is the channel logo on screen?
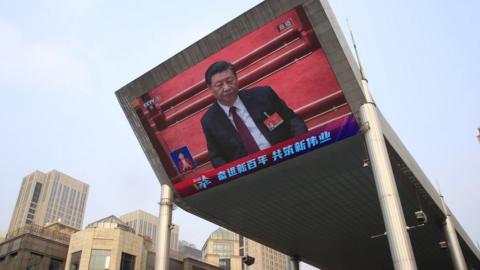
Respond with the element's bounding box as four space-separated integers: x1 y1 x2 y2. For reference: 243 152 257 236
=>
193 176 212 191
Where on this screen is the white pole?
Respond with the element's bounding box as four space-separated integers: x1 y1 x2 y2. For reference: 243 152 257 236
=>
359 78 417 270
348 22 417 269
289 257 299 270
440 194 467 270
155 184 173 270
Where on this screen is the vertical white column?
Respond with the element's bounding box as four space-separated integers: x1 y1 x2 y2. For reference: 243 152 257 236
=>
289 257 299 270
359 79 417 270
440 194 467 270
155 184 173 270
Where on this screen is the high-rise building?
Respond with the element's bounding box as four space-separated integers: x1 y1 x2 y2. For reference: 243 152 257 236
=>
202 228 290 270
7 170 89 234
240 236 290 270
119 210 179 250
202 228 243 270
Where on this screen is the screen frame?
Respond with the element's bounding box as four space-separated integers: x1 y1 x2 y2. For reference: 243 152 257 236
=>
115 0 365 194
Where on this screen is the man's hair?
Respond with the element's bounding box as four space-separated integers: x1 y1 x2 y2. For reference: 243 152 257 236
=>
205 61 237 85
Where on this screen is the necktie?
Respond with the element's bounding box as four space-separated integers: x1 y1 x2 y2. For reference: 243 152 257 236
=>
230 106 260 154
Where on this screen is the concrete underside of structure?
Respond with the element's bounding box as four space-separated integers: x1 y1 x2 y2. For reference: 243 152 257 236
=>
180 134 480 270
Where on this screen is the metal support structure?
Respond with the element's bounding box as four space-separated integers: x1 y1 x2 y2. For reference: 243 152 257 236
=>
349 23 417 270
359 80 417 270
440 194 467 270
155 184 173 270
289 256 299 270
359 80 417 269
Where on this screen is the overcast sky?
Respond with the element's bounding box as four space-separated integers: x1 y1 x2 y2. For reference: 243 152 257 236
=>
1 1 479 269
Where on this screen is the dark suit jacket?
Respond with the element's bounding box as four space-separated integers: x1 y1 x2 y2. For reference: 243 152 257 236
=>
201 86 307 167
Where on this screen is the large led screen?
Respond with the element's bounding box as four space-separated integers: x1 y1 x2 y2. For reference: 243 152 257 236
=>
132 6 359 197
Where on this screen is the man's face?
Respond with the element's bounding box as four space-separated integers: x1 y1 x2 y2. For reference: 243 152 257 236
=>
208 69 239 107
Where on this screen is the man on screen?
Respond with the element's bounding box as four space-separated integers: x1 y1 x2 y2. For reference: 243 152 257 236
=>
201 61 308 168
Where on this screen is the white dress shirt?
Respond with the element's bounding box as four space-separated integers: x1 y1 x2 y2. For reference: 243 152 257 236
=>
218 97 271 150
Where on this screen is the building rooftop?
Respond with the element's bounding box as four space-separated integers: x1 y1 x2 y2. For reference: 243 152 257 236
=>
4 222 76 245
209 228 237 241
86 215 135 233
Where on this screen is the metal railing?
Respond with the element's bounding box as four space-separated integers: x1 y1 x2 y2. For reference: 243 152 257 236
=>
5 224 71 245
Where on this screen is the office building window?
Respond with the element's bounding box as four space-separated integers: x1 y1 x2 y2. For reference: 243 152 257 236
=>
89 249 111 270
9 252 18 270
120 252 135 270
146 252 155 270
70 251 81 270
219 258 231 270
27 252 43 270
49 259 64 270
31 182 42 203
213 243 233 258
239 236 244 248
